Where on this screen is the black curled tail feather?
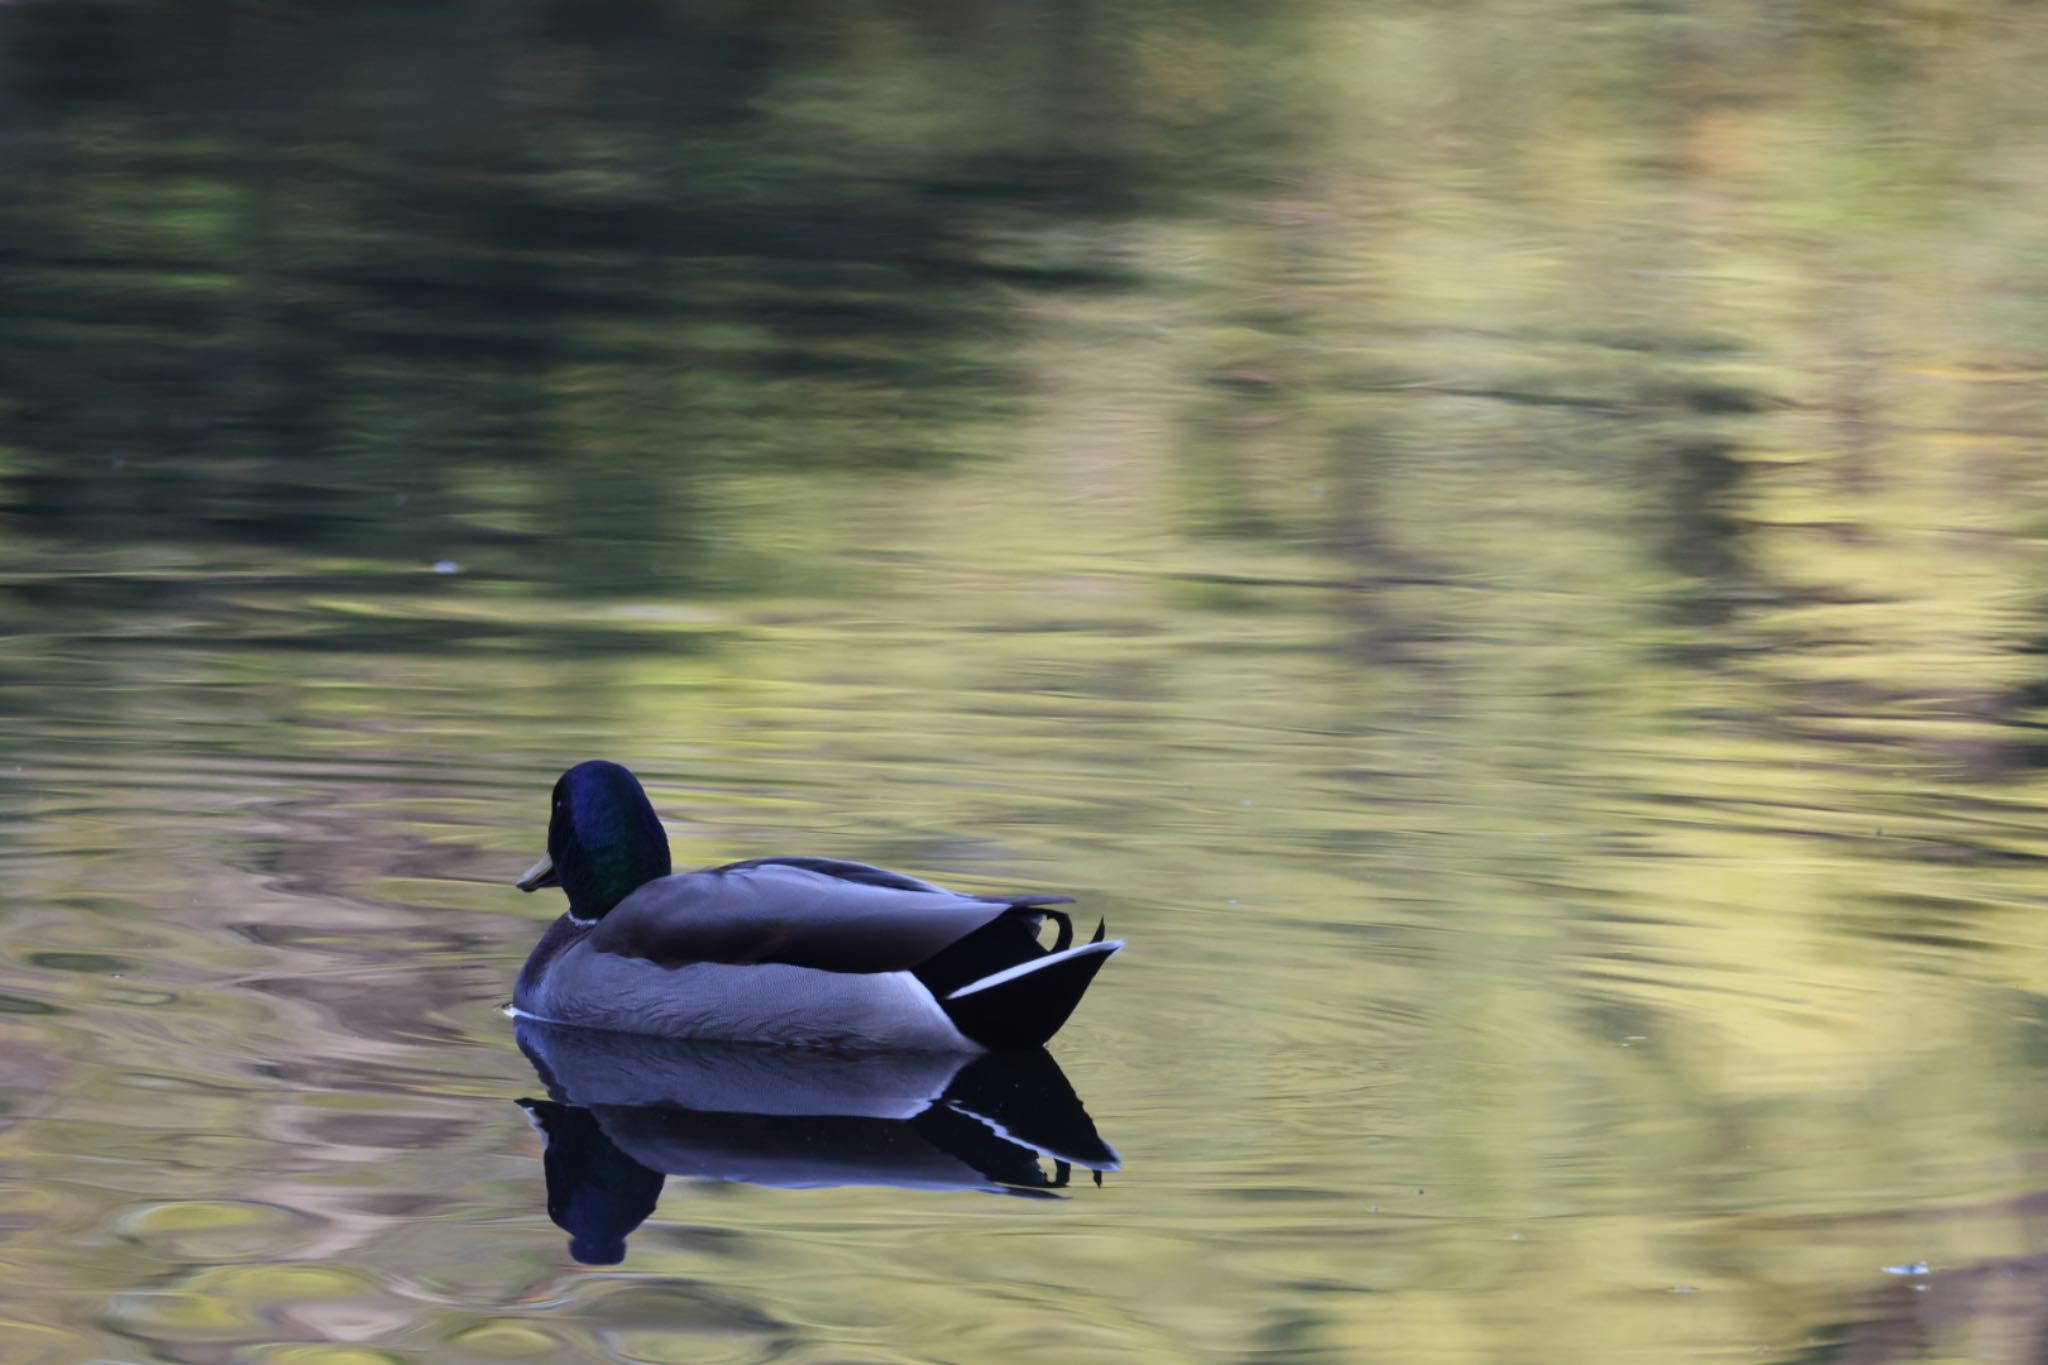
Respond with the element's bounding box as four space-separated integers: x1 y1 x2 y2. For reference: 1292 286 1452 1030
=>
1043 908 1073 953
935 941 1121 1050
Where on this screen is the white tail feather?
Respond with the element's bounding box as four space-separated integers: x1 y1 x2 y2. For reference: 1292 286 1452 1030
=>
947 939 1125 1001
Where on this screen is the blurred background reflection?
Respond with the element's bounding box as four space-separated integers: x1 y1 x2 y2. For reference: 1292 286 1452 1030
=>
4 2 2048 1362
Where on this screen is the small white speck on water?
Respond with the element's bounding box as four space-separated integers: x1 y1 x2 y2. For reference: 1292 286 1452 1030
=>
432 560 460 574
1508 1232 1522 1241
1227 899 1239 905
1309 483 1325 499
1241 799 1252 808
1670 1285 1696 1294
1883 1262 1929 1276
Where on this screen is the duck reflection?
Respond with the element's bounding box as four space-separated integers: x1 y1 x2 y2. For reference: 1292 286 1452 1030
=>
515 1018 1120 1264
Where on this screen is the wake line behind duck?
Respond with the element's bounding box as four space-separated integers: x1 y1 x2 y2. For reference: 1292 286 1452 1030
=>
513 760 1122 1050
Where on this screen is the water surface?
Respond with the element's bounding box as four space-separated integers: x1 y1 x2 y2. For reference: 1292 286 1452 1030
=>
5 3 2048 1362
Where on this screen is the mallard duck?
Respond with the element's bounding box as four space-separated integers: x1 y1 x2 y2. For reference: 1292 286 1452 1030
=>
512 760 1121 1050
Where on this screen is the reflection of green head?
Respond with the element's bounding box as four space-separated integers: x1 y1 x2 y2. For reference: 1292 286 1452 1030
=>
519 1099 664 1267
533 761 673 920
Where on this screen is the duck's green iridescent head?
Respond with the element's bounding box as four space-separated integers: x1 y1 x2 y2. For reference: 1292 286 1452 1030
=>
516 760 671 919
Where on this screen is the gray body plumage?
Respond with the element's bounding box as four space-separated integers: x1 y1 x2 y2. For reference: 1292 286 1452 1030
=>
590 859 1063 971
515 857 1117 1050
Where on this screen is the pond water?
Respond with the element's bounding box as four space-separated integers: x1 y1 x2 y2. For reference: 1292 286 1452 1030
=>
6 3 2048 1362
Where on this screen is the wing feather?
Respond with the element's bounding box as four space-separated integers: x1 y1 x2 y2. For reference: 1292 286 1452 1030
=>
587 861 1073 974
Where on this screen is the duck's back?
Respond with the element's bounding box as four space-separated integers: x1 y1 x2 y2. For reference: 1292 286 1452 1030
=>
592 860 1051 973
515 859 1083 1050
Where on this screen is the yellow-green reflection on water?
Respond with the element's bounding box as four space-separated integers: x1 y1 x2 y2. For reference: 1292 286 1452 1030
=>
5 1 2048 1361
